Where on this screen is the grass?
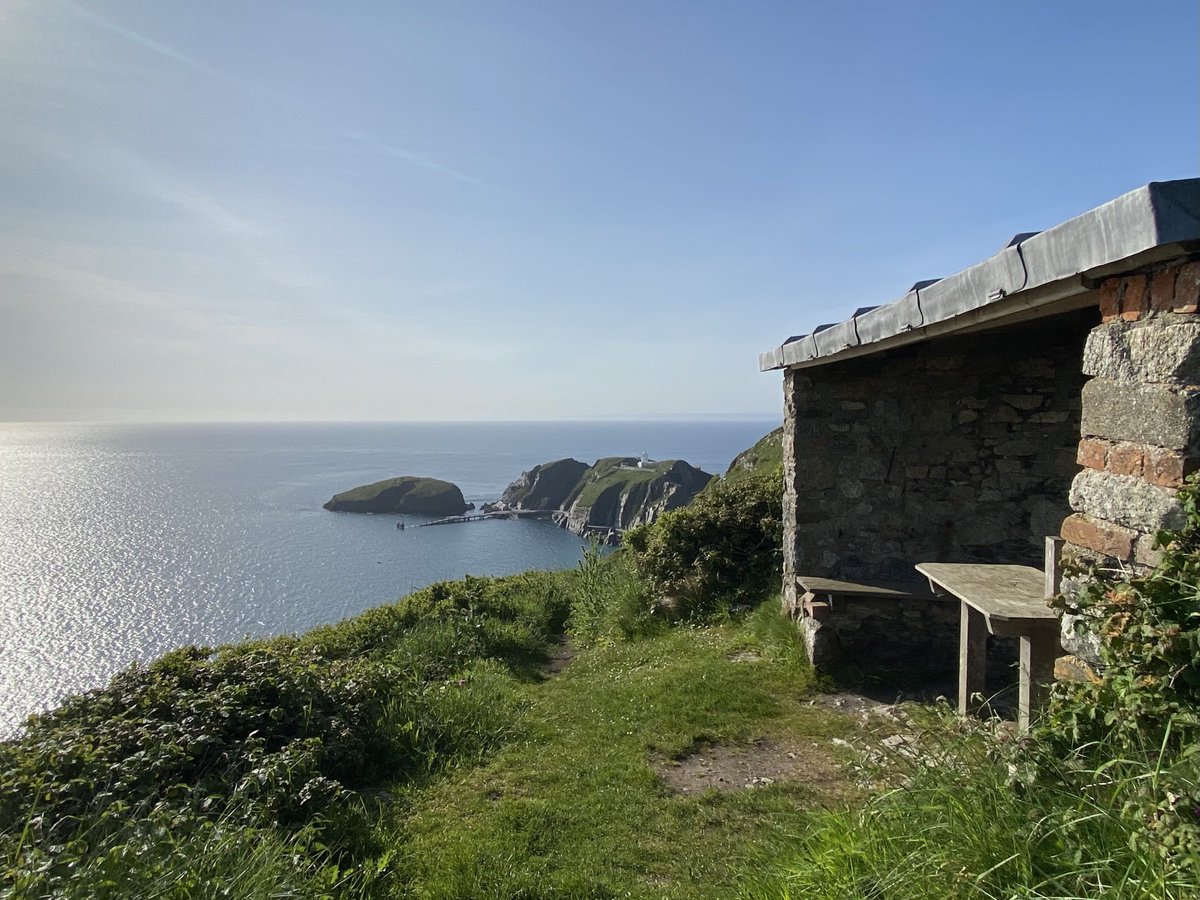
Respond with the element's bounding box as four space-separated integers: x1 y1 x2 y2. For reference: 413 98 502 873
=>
721 428 782 484
746 709 1200 900
17 534 1191 898
382 604 855 898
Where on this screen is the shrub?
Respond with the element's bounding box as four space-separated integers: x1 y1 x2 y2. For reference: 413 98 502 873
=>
565 543 656 647
0 570 571 897
624 471 782 617
1040 476 1200 876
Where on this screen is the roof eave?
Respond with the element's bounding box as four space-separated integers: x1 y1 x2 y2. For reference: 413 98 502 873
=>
759 179 1200 372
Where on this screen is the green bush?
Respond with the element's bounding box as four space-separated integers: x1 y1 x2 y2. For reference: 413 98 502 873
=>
0 571 570 897
565 544 657 647
1047 480 1200 754
1040 476 1200 875
624 471 782 617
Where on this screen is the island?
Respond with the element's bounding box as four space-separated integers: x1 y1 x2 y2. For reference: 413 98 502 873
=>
323 476 471 515
483 455 713 541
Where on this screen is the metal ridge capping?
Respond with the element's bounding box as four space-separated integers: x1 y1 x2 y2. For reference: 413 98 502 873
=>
759 179 1200 372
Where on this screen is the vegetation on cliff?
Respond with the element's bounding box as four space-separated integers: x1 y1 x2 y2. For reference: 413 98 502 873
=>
0 572 568 896
323 476 469 515
490 455 714 534
490 457 590 510
626 471 783 618
723 426 783 483
0 557 842 898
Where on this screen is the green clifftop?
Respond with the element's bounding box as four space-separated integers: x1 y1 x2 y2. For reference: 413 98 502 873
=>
323 476 470 515
723 426 783 482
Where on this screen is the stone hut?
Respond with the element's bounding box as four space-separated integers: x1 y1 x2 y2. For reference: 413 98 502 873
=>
759 179 1200 699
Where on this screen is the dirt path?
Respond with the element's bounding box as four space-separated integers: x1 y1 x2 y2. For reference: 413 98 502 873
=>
653 691 903 799
543 634 575 676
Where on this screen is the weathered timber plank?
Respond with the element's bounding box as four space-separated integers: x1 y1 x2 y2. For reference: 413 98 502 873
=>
796 576 942 600
958 602 988 717
915 563 1055 623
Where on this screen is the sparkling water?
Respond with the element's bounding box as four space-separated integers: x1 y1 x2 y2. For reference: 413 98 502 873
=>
0 419 775 737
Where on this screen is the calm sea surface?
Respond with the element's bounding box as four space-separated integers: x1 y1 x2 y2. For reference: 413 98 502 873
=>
0 419 776 737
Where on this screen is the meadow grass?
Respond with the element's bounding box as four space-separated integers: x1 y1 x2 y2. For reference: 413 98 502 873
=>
746 708 1200 900
384 604 854 899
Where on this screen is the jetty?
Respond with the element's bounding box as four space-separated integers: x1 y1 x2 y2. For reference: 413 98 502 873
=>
414 509 558 528
410 509 624 542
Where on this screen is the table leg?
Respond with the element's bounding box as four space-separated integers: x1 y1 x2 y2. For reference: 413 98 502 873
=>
959 601 988 717
1018 628 1060 732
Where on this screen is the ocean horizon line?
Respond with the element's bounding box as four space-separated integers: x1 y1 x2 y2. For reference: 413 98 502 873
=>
1 414 782 427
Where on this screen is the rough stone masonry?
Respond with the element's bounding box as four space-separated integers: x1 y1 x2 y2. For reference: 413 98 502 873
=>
1062 260 1200 571
780 309 1096 678
782 309 1094 609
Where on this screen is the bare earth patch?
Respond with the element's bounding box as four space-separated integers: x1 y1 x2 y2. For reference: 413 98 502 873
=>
654 735 846 796
544 635 575 676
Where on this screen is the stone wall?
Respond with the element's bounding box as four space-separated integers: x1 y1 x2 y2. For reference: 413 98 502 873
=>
802 595 963 686
1061 260 1200 572
781 309 1095 611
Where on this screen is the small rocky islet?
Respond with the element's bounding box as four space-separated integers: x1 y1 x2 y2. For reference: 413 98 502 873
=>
322 476 472 516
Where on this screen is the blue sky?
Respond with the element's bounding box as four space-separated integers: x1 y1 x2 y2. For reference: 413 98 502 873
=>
1 1 1196 422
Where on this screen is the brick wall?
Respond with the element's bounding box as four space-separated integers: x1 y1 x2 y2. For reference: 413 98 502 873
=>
781 308 1095 612
1063 259 1200 569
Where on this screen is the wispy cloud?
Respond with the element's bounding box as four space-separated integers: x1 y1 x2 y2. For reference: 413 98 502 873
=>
342 131 485 187
55 0 233 84
56 0 487 188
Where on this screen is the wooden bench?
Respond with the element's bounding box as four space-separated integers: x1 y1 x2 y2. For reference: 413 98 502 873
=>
796 575 941 615
915 562 1061 732
794 575 954 668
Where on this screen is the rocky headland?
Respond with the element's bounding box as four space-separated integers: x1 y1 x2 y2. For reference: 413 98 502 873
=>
483 456 714 541
323 476 471 515
723 426 783 482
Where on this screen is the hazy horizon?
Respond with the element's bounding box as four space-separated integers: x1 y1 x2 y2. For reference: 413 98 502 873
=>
1 411 782 425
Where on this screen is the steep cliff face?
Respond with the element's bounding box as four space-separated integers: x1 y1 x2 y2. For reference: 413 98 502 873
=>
492 458 591 510
487 456 714 540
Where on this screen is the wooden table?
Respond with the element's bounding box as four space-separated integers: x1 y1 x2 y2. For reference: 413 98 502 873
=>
915 563 1061 732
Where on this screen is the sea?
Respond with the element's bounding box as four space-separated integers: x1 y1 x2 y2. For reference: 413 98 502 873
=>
0 419 777 738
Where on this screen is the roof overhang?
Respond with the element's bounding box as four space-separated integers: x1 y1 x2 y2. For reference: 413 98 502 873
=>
759 179 1200 372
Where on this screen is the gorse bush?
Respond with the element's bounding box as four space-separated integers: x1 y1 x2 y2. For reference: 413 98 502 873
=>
0 571 568 897
624 471 782 618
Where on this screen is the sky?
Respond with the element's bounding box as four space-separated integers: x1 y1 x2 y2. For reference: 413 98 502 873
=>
0 1 1196 422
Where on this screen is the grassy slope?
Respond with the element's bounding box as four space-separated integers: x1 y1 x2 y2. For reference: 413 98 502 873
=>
386 608 856 899
723 428 783 484
329 476 459 505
